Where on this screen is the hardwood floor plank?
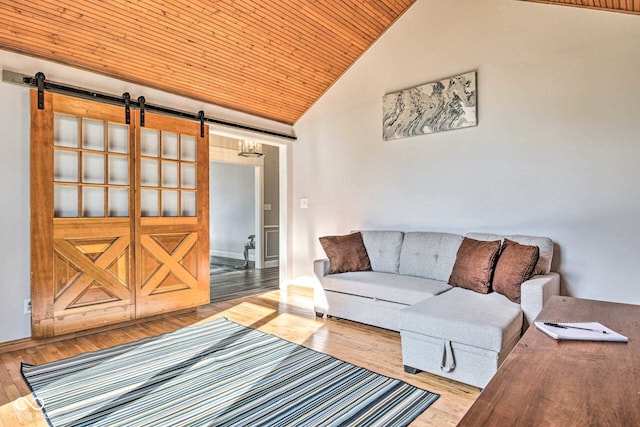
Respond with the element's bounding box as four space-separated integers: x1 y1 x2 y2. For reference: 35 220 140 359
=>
210 261 279 303
0 287 479 426
0 359 13 403
0 354 27 396
74 336 100 354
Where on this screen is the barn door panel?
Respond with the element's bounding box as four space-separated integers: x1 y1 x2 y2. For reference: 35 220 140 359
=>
32 93 209 338
134 111 209 318
31 92 135 337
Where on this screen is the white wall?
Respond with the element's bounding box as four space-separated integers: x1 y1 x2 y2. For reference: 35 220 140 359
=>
210 162 256 259
0 82 31 342
0 49 293 343
292 0 640 304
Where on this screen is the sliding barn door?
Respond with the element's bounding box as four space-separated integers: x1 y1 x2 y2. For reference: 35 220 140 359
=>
31 92 135 337
31 92 209 338
134 111 210 318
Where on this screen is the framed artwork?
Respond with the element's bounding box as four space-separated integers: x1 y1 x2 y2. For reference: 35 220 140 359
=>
383 71 477 140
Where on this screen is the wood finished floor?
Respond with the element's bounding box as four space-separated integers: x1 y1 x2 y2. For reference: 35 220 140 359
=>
0 287 480 426
210 265 279 303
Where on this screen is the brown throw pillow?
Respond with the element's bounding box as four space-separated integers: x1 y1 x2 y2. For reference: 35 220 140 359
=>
449 237 501 294
493 239 540 303
319 232 372 274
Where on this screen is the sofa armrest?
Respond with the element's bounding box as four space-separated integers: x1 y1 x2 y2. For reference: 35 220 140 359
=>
520 272 560 329
314 258 330 280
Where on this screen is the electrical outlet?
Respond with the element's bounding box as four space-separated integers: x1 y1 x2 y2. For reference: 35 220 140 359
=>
24 299 31 315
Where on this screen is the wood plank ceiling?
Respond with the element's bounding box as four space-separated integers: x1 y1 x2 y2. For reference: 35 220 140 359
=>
0 0 415 125
0 1 635 125
521 0 640 15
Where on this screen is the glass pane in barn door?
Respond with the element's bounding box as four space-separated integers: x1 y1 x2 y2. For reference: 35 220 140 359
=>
54 114 78 148
181 163 196 189
53 185 78 218
108 123 129 153
140 159 159 188
53 150 78 182
108 188 129 217
162 161 178 188
162 132 179 159
82 119 104 150
31 92 135 338
181 135 196 161
181 191 196 216
82 153 105 185
140 189 159 216
108 156 128 185
140 129 159 157
134 111 209 319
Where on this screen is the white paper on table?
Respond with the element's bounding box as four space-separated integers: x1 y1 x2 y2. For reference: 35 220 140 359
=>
534 321 628 342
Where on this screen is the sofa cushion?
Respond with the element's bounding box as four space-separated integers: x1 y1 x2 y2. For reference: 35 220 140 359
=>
359 231 404 273
493 239 540 303
399 287 523 353
466 232 553 275
321 271 453 306
449 238 501 294
319 232 372 274
399 232 463 281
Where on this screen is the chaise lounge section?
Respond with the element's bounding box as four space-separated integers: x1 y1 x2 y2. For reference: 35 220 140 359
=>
314 230 560 387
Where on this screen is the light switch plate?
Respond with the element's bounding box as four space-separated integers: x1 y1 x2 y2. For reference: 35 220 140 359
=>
300 198 308 209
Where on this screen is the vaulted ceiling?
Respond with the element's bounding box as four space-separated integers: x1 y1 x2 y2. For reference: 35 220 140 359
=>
521 0 640 15
0 1 636 126
0 0 415 125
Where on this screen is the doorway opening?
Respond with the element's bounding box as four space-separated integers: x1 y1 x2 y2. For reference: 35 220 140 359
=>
208 134 281 302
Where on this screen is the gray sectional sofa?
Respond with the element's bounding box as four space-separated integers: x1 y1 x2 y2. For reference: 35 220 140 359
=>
313 230 560 388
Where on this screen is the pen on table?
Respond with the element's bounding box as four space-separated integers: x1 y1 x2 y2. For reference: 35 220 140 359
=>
543 322 608 334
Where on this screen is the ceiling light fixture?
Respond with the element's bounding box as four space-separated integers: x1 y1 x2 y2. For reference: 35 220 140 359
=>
238 140 264 157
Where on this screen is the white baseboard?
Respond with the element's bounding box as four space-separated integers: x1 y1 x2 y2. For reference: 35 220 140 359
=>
210 250 254 261
263 259 279 268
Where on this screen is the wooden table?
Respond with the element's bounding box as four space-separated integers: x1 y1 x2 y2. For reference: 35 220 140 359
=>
458 296 640 426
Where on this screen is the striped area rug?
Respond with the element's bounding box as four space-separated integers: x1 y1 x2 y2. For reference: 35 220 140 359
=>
21 318 439 426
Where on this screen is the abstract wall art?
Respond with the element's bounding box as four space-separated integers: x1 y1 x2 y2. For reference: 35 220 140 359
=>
382 71 477 140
